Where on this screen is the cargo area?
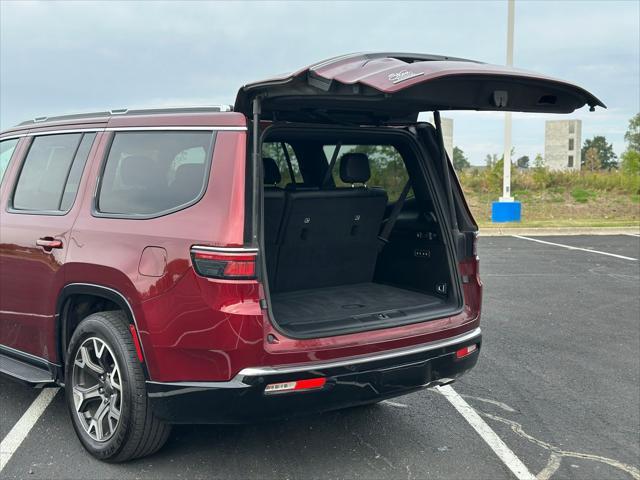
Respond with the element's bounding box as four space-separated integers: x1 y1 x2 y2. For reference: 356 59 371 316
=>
260 125 463 338
270 282 445 337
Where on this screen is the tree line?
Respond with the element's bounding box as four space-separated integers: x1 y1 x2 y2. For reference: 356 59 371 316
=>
452 113 640 176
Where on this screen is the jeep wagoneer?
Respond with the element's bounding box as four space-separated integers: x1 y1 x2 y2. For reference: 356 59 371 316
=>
0 52 603 461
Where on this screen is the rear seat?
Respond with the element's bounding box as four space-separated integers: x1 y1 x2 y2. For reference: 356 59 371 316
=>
273 153 388 292
263 157 286 278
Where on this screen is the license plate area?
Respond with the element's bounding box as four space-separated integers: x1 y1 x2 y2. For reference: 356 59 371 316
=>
378 360 431 392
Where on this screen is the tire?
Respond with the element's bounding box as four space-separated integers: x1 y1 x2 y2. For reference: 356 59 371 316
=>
64 310 171 462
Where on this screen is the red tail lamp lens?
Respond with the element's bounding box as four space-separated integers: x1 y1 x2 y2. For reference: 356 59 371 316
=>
294 378 327 390
264 377 327 394
223 260 256 277
191 250 256 280
455 344 478 359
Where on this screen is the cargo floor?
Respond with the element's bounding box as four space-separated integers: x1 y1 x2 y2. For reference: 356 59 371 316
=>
271 282 444 332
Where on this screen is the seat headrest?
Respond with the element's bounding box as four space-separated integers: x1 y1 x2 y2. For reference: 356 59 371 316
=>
120 155 164 188
172 163 205 188
262 157 281 185
340 153 370 184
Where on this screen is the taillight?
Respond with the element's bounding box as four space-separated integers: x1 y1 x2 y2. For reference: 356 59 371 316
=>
455 344 478 359
264 377 327 394
191 249 257 280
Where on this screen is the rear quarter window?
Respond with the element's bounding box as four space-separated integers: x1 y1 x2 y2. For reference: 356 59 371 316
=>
262 142 302 186
96 131 215 218
323 144 411 202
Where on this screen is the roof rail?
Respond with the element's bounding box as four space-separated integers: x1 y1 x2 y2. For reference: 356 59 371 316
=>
16 105 234 127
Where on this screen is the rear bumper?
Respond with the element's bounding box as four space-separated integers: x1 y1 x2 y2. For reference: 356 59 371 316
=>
147 327 481 424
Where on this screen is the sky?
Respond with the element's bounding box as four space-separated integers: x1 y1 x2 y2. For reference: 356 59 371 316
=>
1 0 638 165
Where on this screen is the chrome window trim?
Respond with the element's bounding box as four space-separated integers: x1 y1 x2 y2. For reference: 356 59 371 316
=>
105 126 247 132
191 245 259 254
22 128 102 136
237 327 482 377
0 134 27 141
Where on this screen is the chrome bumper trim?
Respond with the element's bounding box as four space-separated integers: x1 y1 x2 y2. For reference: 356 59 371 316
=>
237 327 481 378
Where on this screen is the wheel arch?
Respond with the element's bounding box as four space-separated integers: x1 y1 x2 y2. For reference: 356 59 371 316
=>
56 283 146 375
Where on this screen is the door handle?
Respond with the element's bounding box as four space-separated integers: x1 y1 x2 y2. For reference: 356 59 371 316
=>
36 237 63 250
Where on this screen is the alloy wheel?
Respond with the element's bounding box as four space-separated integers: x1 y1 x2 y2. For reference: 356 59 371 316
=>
71 337 122 442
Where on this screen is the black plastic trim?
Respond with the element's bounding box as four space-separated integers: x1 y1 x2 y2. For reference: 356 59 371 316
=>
55 283 150 381
147 330 481 424
0 344 60 386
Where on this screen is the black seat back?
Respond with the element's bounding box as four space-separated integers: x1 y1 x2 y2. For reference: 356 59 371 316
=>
262 157 285 278
273 153 387 292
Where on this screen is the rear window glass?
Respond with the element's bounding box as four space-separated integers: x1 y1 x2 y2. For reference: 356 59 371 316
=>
323 144 411 202
12 133 91 212
0 138 19 183
97 131 214 217
262 142 302 185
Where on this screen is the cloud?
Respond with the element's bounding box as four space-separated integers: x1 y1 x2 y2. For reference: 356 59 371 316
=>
1 0 638 162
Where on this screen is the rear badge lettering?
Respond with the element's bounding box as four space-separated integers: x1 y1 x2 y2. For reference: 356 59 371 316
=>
388 70 424 84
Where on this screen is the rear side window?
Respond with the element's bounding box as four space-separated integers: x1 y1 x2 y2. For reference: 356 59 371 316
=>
97 131 215 217
323 144 411 202
0 138 19 183
262 142 302 185
12 133 95 212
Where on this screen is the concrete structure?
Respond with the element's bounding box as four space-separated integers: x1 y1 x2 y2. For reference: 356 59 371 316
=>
544 120 582 171
441 117 453 160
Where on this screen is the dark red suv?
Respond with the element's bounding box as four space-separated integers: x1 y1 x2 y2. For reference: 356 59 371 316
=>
0 53 603 461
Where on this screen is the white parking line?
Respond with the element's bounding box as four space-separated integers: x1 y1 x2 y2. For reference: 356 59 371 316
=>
512 235 638 261
623 233 640 238
0 388 59 473
437 385 536 480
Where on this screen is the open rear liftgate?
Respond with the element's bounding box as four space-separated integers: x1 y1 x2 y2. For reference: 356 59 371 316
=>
249 94 459 273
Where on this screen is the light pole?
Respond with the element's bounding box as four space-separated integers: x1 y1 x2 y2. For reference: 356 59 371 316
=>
500 0 515 202
492 0 521 222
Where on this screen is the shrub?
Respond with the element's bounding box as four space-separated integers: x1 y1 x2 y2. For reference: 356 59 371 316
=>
532 167 552 189
459 168 639 196
621 149 640 177
571 188 597 203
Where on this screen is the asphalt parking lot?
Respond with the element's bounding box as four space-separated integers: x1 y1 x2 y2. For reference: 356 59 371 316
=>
1 234 639 480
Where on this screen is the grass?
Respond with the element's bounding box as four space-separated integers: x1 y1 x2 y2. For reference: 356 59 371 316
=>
477 219 640 228
464 190 639 228
570 188 597 203
456 168 639 228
